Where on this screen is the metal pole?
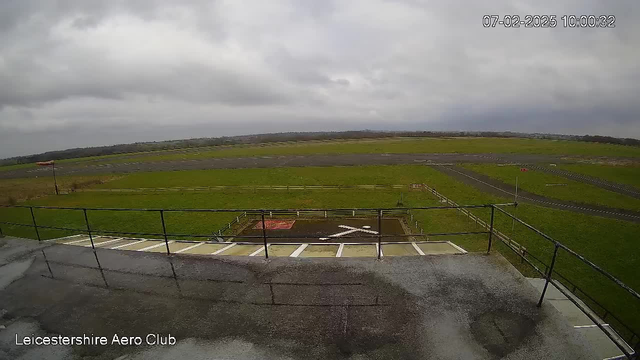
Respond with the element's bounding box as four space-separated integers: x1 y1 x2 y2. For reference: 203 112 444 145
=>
537 244 560 307
30 207 41 241
261 211 269 259
487 206 495 254
511 176 517 231
160 210 170 255
41 250 53 278
377 209 382 259
83 209 95 250
52 162 59 195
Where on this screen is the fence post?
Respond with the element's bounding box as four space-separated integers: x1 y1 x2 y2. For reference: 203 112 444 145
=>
29 207 41 241
83 209 95 250
537 244 560 307
261 211 269 259
377 209 382 260
487 206 495 254
160 210 170 255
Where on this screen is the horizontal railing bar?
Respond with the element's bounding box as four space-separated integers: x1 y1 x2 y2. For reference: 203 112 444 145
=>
0 204 504 212
492 205 640 302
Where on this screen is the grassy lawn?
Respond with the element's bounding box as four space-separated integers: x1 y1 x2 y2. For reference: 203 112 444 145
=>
462 164 640 211
558 164 640 190
102 137 640 164
3 137 640 171
95 165 439 188
0 164 638 340
0 174 119 204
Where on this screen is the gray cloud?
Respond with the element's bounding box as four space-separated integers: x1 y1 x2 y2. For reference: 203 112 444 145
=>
1 0 639 157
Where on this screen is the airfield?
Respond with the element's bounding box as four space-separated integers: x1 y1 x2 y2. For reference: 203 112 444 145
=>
1 136 639 359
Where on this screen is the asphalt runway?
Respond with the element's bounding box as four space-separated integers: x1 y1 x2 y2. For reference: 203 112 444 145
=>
432 165 640 223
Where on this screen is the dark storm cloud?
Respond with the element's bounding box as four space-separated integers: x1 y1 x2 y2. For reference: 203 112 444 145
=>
0 0 639 157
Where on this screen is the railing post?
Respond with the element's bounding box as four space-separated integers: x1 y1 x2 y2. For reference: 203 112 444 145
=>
30 207 41 241
83 209 95 250
261 211 269 259
487 206 495 254
160 210 170 255
377 209 382 259
537 244 560 307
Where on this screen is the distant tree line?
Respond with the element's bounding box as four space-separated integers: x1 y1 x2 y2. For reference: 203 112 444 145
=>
1 130 639 166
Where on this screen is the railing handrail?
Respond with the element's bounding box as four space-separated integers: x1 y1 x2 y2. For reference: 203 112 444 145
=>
0 204 506 212
492 204 640 302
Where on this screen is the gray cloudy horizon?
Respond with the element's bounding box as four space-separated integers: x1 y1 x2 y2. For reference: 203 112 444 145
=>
1 0 639 158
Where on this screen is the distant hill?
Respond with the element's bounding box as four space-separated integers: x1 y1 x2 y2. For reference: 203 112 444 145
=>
1 130 639 166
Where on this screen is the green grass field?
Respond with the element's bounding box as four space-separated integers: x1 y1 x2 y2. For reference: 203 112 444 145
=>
462 164 640 211
0 163 639 340
557 164 640 190
3 137 640 171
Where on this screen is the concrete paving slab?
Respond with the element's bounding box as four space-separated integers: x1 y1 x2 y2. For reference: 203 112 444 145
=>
119 240 158 251
218 244 262 256
145 241 199 253
575 326 626 359
266 245 299 257
341 244 377 257
548 299 595 326
55 235 89 244
418 242 463 255
300 244 339 257
78 236 111 247
382 243 419 256
527 278 568 300
102 239 138 249
181 243 229 255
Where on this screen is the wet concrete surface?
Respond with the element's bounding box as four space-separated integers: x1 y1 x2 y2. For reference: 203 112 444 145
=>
433 165 640 223
0 153 584 179
0 237 597 359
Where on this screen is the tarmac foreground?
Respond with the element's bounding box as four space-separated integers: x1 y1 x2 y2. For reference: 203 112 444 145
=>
0 237 597 359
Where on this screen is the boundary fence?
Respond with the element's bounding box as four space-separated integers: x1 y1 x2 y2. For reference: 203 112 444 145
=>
0 201 638 358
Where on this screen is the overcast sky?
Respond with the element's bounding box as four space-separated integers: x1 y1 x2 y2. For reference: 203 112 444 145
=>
1 0 639 157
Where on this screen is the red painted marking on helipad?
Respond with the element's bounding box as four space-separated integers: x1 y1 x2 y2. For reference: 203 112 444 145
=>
253 220 296 230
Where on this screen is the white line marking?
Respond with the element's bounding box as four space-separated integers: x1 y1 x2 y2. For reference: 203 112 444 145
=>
338 225 378 234
447 241 468 254
330 229 360 237
249 245 269 257
573 324 609 329
336 243 345 257
290 244 308 257
175 242 204 253
138 241 173 252
111 240 146 249
87 238 123 247
212 243 236 255
412 242 425 255
63 237 92 245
